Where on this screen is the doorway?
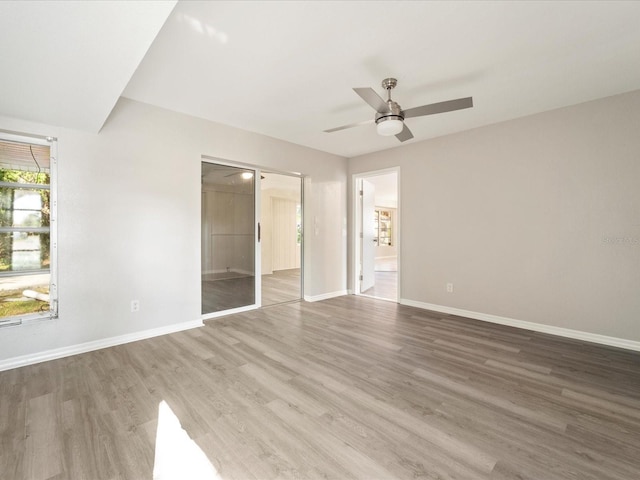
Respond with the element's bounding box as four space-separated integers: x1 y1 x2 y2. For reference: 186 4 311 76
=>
354 169 399 302
201 160 303 317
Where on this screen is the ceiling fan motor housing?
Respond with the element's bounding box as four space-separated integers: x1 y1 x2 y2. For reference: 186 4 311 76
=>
375 100 404 124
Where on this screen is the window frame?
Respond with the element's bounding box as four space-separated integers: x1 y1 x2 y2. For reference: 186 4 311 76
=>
0 130 58 327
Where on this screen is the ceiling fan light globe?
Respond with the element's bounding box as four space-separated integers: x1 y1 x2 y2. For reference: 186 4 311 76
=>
376 117 404 136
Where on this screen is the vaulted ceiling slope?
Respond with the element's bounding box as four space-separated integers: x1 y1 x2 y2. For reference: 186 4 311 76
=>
3 2 640 158
0 1 176 133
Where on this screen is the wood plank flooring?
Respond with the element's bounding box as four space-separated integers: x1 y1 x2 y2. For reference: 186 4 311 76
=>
262 269 301 307
2 295 640 479
362 271 397 300
202 269 301 313
202 275 255 313
362 257 397 300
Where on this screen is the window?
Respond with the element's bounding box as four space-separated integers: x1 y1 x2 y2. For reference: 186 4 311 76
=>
0 132 57 326
374 208 392 246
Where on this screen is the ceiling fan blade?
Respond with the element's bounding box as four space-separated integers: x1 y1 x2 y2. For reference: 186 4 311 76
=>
395 123 414 142
403 97 473 119
353 87 388 113
324 118 373 133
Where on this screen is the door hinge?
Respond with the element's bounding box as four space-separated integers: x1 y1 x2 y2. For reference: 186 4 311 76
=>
359 189 363 196
359 232 363 238
359 274 363 281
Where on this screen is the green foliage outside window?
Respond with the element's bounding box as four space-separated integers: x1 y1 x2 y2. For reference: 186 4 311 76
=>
0 169 50 272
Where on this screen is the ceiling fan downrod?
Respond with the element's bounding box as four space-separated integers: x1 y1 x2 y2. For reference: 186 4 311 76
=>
382 77 398 102
376 78 404 132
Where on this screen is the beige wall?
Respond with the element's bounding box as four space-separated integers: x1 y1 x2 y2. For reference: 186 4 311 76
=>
0 98 347 365
349 89 640 342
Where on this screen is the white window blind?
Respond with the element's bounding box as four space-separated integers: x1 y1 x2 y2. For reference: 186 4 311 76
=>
0 140 50 173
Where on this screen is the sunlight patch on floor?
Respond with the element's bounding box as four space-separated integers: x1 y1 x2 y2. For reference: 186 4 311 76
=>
153 400 222 480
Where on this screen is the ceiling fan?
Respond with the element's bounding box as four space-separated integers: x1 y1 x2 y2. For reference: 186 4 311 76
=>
324 78 473 142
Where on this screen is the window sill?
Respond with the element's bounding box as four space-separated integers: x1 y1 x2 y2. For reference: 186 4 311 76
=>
0 311 57 329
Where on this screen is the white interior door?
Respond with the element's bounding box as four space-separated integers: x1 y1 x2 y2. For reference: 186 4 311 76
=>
361 179 376 292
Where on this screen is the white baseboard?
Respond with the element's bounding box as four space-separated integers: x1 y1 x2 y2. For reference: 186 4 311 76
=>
304 290 348 302
233 268 254 276
203 268 252 276
202 304 258 320
0 319 204 372
399 299 640 352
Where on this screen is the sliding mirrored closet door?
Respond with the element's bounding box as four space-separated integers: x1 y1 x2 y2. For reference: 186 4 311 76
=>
260 172 303 307
201 163 256 314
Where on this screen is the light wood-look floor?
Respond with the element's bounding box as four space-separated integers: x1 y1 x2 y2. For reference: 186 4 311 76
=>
362 257 397 300
2 295 640 479
202 269 301 313
262 268 301 307
202 275 256 313
362 271 397 301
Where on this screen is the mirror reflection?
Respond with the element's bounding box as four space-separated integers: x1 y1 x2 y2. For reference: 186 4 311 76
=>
201 163 255 313
260 172 302 307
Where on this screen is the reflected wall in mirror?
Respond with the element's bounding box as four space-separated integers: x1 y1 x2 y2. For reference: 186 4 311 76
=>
260 172 302 307
201 163 255 314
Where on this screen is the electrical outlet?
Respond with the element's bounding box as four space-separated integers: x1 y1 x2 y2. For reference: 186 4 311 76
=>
131 300 140 312
446 283 454 293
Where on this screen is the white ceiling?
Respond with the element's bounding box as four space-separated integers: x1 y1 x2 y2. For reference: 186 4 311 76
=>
3 1 640 158
0 1 176 132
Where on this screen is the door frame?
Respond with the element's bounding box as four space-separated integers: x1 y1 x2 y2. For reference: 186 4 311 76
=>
351 167 401 301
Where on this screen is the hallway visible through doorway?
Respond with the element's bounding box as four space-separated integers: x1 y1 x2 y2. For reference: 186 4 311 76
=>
355 169 399 302
362 256 397 299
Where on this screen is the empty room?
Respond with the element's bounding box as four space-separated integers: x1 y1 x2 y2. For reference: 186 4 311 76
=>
0 2 639 479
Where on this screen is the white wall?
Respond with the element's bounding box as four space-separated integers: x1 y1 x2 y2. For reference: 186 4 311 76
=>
0 97 347 365
349 89 640 343
261 187 301 275
202 186 255 275
271 197 301 271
